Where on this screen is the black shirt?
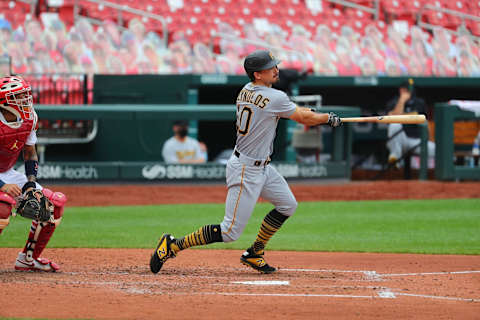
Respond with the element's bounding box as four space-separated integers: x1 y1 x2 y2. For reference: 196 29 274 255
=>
386 95 427 138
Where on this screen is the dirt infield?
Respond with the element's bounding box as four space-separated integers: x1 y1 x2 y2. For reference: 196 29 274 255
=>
1 181 479 319
0 249 479 319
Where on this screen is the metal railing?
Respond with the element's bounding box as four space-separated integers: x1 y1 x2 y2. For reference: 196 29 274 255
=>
24 73 96 162
73 0 168 48
418 4 480 43
214 31 310 72
326 0 380 20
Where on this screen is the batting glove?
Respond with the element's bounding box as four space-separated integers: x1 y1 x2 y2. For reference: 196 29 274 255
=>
327 112 342 127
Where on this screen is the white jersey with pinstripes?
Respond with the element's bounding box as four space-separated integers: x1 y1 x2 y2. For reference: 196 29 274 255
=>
220 82 298 242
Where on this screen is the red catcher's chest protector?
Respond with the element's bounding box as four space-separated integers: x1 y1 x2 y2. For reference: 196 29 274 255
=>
0 118 35 172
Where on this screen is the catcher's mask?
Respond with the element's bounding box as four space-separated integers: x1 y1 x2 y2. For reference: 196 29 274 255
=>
0 75 34 126
0 76 34 122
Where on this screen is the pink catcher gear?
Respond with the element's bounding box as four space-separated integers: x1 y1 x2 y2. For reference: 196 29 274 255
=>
0 75 34 124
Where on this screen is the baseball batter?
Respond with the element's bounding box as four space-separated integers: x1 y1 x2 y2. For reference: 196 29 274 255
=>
0 75 67 272
150 50 341 274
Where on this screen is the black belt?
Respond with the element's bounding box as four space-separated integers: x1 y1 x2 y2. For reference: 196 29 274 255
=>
234 150 270 167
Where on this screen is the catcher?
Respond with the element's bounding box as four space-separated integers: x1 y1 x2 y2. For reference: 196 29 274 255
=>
0 75 67 272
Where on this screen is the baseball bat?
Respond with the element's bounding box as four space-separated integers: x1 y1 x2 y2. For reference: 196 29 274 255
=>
340 114 426 124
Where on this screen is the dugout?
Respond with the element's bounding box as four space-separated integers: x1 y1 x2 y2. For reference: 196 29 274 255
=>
34 104 359 182
91 75 480 163
34 74 480 181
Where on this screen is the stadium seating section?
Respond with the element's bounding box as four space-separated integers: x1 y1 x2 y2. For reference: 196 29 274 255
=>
0 0 479 99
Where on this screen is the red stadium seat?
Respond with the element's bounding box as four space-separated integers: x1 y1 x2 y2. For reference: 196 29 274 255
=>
327 17 345 34
403 0 422 14
58 5 75 27
469 1 480 14
382 0 405 15
468 20 480 36
446 0 468 13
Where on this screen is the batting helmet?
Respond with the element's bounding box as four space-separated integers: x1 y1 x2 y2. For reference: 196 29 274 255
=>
244 50 281 80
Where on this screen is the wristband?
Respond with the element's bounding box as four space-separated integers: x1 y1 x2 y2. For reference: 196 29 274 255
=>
0 179 4 189
25 160 38 178
22 181 37 193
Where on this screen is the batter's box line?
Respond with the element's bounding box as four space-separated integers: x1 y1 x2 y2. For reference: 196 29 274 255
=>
394 292 480 302
190 290 480 302
282 268 480 280
379 270 480 277
5 278 479 302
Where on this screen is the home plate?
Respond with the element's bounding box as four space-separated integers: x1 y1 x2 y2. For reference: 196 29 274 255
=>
232 281 290 286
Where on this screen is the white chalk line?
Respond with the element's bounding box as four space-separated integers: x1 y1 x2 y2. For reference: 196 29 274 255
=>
151 289 479 302
16 268 479 279
282 268 374 273
381 270 480 277
4 278 479 302
282 268 480 278
395 292 480 302
4 268 480 302
4 278 388 291
198 292 376 299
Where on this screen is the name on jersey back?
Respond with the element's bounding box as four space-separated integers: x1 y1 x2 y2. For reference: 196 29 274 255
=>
236 89 270 109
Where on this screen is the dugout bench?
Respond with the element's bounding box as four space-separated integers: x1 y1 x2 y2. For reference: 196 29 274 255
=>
434 103 480 181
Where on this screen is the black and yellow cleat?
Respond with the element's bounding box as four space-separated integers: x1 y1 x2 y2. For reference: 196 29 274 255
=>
240 247 276 274
150 234 176 274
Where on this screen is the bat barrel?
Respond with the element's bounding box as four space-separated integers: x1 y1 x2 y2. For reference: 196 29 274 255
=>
340 115 426 124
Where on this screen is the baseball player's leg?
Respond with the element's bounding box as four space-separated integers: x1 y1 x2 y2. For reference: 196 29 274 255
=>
150 224 224 274
240 165 297 274
173 224 223 252
16 187 67 272
150 158 265 274
386 123 405 161
220 162 265 243
411 138 436 157
0 169 31 236
172 161 263 250
0 192 15 235
252 165 297 253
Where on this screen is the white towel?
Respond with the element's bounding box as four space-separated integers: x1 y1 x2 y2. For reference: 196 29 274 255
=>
448 100 480 116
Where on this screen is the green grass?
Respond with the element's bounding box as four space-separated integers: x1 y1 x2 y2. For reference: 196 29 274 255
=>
1 199 479 254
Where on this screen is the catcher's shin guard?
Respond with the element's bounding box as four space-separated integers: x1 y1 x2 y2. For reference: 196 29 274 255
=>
240 247 276 274
150 234 177 274
22 189 66 259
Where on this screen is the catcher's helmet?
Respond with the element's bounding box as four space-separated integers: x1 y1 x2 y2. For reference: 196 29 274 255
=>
0 75 34 124
244 50 281 80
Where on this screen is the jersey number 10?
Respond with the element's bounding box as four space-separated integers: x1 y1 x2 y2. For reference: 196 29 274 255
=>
236 105 253 136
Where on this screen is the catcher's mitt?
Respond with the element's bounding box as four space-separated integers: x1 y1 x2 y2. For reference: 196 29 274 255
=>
16 189 53 222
